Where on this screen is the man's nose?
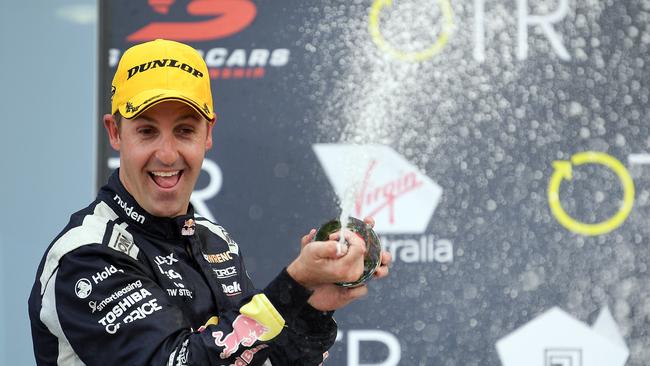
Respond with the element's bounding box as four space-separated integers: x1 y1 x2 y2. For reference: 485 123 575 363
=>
155 134 179 165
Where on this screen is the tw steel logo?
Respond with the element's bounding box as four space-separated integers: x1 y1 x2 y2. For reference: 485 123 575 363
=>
128 0 256 42
313 144 443 234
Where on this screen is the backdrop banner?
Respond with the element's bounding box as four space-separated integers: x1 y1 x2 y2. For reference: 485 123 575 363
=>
99 1 650 365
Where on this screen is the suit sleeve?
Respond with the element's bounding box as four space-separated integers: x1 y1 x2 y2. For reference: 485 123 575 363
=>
51 245 284 366
261 269 338 365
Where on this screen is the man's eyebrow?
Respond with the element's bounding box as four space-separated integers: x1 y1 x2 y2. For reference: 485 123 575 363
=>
134 113 200 123
135 114 156 123
176 113 201 122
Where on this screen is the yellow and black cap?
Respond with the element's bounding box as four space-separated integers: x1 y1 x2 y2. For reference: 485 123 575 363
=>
111 39 215 122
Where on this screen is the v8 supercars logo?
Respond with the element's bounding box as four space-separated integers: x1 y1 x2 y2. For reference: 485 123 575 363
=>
108 0 290 80
128 0 256 42
313 144 443 234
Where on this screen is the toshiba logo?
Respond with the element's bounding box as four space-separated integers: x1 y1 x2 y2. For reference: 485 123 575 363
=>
313 144 443 234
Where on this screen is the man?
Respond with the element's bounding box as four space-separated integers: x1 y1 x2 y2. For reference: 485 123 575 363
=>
28 39 390 365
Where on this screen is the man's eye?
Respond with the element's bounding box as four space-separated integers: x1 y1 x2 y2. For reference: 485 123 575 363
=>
178 128 195 135
138 128 156 136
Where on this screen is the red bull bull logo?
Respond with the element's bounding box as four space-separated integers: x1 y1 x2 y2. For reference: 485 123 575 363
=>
212 315 268 359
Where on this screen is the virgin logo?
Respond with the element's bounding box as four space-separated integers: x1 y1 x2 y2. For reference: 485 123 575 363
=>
354 159 423 224
313 144 443 234
128 0 257 42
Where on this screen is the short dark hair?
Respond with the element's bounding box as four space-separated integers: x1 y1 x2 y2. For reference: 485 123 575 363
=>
113 112 122 132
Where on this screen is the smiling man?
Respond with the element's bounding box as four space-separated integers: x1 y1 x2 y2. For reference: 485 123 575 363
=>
28 39 391 366
108 101 210 219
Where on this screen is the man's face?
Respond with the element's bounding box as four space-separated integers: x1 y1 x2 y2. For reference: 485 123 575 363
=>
104 101 213 218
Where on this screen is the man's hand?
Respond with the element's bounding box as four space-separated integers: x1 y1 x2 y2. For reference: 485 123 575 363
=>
286 227 367 290
362 217 392 281
288 217 392 311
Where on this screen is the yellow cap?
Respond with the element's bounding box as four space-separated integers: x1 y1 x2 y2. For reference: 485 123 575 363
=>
111 39 215 121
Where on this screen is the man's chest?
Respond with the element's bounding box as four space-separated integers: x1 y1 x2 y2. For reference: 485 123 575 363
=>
133 232 248 328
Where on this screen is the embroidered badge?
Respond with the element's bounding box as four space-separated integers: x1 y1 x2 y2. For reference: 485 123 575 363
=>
181 218 196 236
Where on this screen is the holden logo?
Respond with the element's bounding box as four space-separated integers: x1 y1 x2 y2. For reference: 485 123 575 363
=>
313 144 442 234
496 307 629 366
75 278 93 299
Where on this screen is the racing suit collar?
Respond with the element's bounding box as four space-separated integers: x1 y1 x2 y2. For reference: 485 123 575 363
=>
99 169 196 240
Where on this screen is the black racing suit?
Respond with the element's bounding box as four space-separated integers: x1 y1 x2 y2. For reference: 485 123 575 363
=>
28 171 336 365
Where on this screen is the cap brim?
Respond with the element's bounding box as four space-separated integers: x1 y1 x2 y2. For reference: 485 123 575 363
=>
118 89 215 122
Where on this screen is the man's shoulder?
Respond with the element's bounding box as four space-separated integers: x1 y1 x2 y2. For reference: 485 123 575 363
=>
34 199 138 296
194 217 240 256
50 199 124 253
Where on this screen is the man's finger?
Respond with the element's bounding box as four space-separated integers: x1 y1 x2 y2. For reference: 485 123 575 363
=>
380 250 392 266
363 216 375 228
344 230 366 253
301 229 316 248
373 251 392 278
374 264 389 279
344 285 368 300
310 240 347 259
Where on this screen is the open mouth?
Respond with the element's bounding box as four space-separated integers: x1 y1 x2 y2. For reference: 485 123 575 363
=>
149 170 183 189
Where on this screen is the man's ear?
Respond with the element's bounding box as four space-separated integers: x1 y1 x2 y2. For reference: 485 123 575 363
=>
103 114 121 151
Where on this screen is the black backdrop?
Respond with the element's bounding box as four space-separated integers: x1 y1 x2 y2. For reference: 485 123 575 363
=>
98 1 650 365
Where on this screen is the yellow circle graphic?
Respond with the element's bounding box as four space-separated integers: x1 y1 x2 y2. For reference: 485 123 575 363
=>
369 0 454 62
547 152 635 236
